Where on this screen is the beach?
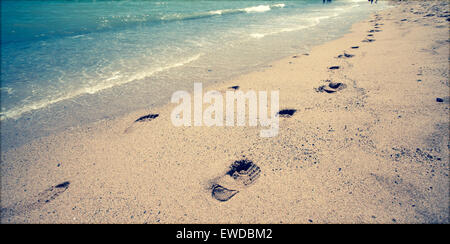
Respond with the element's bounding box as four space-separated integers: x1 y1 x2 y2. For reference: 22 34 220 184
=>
1 0 449 224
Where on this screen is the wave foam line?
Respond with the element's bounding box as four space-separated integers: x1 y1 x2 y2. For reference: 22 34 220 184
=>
0 54 203 120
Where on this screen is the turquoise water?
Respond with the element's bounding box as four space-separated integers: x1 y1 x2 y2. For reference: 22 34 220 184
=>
0 0 386 148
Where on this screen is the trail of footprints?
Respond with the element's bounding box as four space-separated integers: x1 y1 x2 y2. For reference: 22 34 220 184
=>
121 13 382 202
315 14 383 94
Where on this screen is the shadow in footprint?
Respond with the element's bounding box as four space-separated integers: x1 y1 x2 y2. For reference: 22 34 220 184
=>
211 184 239 202
226 160 261 186
125 113 159 133
329 66 340 70
277 109 297 118
351 46 359 49
229 85 240 90
135 114 159 122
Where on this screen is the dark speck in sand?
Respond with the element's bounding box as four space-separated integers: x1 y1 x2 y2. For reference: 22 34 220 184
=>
229 86 240 90
329 66 340 70
351 46 359 49
277 109 297 117
135 114 159 122
55 181 70 189
436 98 444 102
308 219 313 223
401 19 407 21
292 55 298 58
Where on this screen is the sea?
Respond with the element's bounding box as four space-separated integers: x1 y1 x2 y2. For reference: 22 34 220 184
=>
0 0 387 149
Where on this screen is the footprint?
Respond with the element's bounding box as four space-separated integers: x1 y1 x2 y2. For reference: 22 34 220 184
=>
316 82 346 93
228 85 240 90
351 46 359 49
277 109 297 118
1 181 70 219
329 66 340 70
210 159 261 202
135 114 159 122
362 39 376 43
124 113 159 133
338 53 354 58
368 34 374 37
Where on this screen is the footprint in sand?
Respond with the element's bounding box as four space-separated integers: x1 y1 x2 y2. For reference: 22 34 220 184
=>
338 53 354 59
316 81 347 94
124 113 159 133
210 159 261 202
362 39 376 43
134 113 159 122
1 181 70 219
228 85 240 90
277 109 297 118
329 66 340 70
351 46 359 49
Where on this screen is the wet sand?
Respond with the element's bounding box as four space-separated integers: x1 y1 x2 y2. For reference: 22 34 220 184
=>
1 1 449 223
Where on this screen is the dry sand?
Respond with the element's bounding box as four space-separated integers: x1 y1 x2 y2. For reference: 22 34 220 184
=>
1 1 449 224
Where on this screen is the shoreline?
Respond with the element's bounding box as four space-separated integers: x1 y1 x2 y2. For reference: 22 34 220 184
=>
1 1 449 223
0 1 384 152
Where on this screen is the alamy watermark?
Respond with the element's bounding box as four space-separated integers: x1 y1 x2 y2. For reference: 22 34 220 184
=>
170 83 280 137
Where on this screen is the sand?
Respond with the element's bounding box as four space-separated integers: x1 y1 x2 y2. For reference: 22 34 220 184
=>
1 1 449 224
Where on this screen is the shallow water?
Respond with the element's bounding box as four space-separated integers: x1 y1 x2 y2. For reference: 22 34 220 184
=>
0 0 386 149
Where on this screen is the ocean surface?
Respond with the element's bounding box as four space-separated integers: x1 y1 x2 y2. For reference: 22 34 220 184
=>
1 0 386 149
